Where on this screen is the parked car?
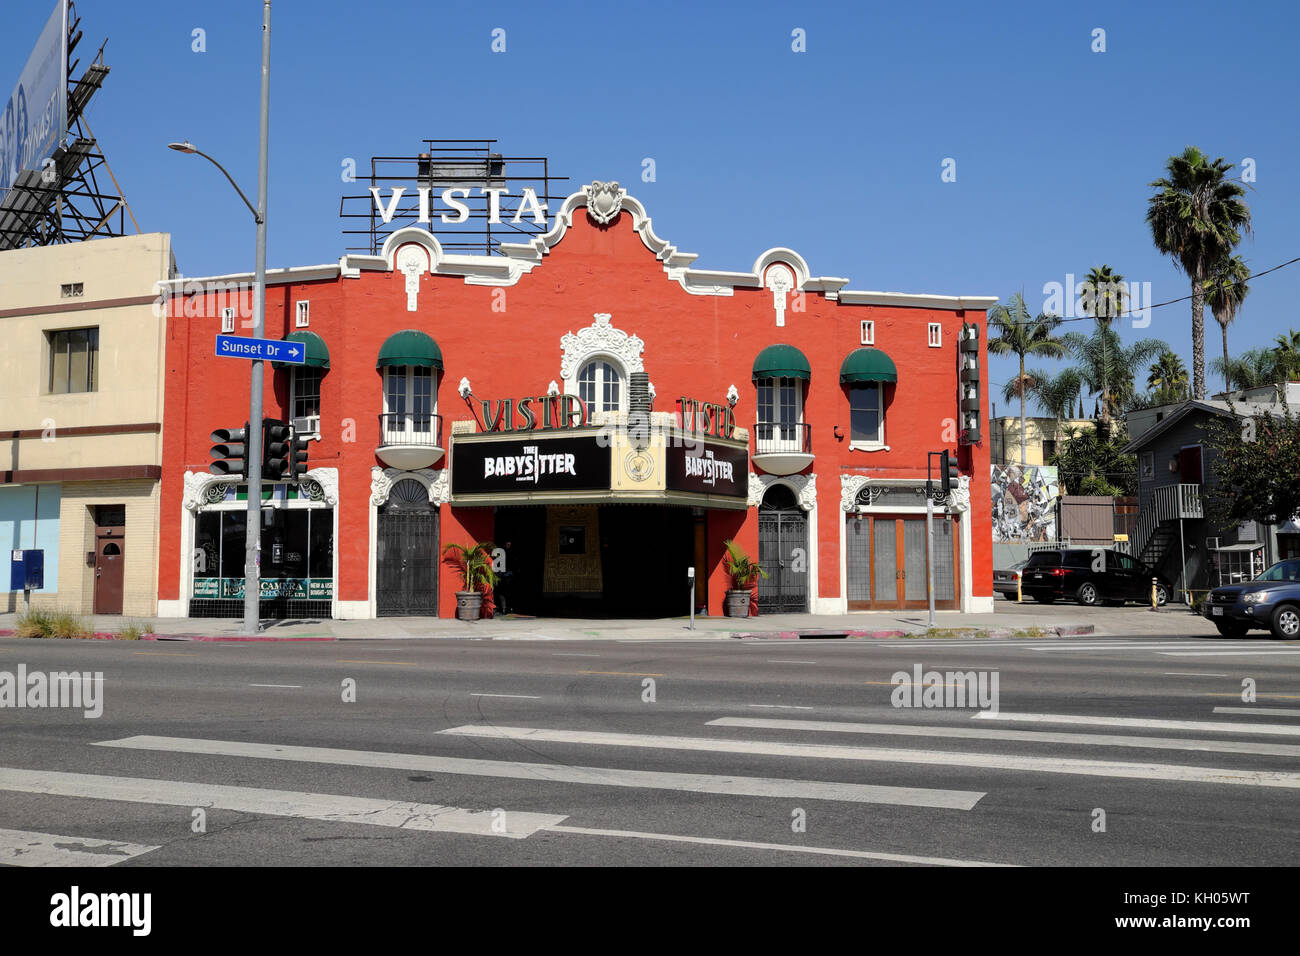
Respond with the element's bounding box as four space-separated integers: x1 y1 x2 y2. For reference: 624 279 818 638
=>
1018 548 1170 607
1204 559 1300 639
993 560 1029 600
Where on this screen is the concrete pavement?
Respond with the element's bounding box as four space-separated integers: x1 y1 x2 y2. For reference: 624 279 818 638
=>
0 599 1220 642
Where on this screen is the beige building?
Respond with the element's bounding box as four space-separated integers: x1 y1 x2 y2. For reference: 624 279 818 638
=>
0 233 175 616
990 415 1096 467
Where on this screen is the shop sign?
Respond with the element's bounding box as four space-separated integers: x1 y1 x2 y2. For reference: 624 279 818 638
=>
452 435 610 496
666 439 748 498
194 577 333 599
479 394 588 433
676 397 736 439
371 186 549 226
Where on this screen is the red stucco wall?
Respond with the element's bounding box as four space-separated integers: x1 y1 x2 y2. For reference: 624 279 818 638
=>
158 202 992 617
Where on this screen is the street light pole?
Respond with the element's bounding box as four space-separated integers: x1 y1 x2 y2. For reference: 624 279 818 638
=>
168 2 272 635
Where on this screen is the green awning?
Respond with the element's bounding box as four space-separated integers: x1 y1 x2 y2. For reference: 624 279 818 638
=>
839 347 897 384
752 344 811 382
377 329 443 370
272 330 329 369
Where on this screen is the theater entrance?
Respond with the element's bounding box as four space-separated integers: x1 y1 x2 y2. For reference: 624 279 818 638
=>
493 504 696 617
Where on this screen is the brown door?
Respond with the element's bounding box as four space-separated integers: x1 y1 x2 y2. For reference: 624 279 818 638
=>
847 514 960 610
94 531 125 615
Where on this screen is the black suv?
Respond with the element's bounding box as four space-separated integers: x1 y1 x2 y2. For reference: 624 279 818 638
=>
1019 548 1171 607
1204 559 1300 639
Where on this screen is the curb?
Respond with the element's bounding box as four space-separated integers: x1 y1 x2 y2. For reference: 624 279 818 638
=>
0 628 337 643
731 624 1095 640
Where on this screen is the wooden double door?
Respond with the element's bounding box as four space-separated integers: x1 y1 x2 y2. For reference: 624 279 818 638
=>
846 513 960 610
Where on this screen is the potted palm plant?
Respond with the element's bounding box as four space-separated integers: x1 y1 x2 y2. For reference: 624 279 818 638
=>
442 541 498 621
722 539 767 617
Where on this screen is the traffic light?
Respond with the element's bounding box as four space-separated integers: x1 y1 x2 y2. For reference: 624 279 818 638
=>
209 423 251 478
939 449 960 495
286 427 310 480
262 418 292 480
958 321 981 444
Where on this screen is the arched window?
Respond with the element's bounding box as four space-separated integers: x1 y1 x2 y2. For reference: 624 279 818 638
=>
578 359 623 414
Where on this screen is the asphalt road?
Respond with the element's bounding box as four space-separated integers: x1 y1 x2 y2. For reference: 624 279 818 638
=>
0 628 1297 867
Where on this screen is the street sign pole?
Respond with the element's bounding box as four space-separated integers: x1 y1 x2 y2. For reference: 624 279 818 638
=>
242 0 272 636
925 452 937 628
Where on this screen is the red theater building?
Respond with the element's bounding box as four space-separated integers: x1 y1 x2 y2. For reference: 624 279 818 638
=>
155 179 996 619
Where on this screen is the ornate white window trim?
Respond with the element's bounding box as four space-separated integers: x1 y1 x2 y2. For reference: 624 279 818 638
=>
560 313 645 403
838 474 969 513
370 465 450 507
748 472 817 512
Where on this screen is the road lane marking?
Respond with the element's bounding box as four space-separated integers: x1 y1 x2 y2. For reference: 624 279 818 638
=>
249 684 302 688
767 660 818 664
1161 650 1300 657
1213 706 1300 718
578 671 664 677
975 712 1300 736
440 725 1300 789
470 693 541 700
335 659 418 666
0 767 562 839
749 704 815 710
543 825 1015 867
1206 692 1300 699
132 652 192 657
552 653 601 657
94 735 982 810
707 717 1300 758
0 827 160 867
1164 672 1231 677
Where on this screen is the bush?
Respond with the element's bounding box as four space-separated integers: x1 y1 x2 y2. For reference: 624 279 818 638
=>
117 623 143 640
14 608 56 638
14 608 91 639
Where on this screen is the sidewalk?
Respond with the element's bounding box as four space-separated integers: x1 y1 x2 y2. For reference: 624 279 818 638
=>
0 603 1214 642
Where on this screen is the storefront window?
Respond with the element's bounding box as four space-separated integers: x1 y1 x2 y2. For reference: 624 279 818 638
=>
192 507 333 599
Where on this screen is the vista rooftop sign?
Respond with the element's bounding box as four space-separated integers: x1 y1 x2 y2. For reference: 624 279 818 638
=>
371 186 550 226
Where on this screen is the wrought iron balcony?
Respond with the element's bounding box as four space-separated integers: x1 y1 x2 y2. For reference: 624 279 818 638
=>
376 412 444 470
752 421 813 476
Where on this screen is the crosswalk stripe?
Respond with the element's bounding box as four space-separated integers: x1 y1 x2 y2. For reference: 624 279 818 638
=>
94 735 982 810
0 767 565 839
543 825 1016 867
975 712 1300 736
705 716 1300 758
439 725 1300 789
1213 706 1300 718
0 827 160 867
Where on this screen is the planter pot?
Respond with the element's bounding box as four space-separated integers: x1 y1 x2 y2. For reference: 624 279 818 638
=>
455 590 484 622
724 589 752 618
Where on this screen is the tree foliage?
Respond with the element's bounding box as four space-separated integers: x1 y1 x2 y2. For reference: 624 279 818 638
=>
1208 405 1300 526
1048 423 1138 496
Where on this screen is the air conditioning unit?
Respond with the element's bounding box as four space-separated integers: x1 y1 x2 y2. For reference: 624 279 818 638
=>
292 416 319 439
1206 537 1220 551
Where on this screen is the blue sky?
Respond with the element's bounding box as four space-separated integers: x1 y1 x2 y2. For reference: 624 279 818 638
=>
4 0 1298 409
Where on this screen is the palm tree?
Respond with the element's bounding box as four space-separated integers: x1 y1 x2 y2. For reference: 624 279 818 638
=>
1077 264 1128 427
1062 326 1166 430
1025 367 1082 458
1210 348 1283 391
1147 147 1252 399
1203 254 1250 392
987 293 1066 465
1274 328 1300 381
1147 350 1190 404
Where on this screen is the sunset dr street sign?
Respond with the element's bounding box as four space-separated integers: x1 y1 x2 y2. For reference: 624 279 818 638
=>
215 334 305 364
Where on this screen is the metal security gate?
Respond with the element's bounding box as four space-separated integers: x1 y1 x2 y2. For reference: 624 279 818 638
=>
377 479 439 616
757 485 808 613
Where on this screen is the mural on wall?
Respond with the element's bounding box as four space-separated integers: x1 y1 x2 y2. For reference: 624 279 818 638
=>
992 464 1059 542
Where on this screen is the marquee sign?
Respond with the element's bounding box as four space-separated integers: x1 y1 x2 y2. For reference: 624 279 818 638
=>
372 186 549 227
451 435 610 497
666 439 747 499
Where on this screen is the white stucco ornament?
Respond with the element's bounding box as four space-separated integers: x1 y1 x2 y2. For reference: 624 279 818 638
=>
458 377 473 399
560 313 645 379
586 181 626 225
547 380 560 397
765 263 795 328
946 475 971 513
749 472 817 511
727 384 740 407
396 244 428 312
